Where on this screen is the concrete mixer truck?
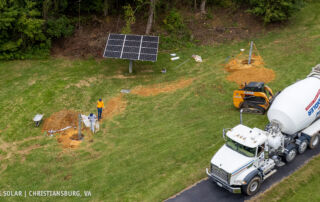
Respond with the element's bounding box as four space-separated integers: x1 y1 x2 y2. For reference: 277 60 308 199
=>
206 64 320 196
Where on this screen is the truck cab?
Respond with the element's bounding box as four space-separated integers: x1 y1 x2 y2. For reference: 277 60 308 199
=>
206 124 276 195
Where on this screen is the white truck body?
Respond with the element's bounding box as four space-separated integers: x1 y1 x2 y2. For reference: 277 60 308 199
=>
268 76 320 134
207 65 320 195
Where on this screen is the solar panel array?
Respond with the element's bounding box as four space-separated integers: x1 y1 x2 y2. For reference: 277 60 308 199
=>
103 34 159 62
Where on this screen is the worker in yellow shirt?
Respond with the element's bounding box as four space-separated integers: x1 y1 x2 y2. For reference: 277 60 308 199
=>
97 98 104 120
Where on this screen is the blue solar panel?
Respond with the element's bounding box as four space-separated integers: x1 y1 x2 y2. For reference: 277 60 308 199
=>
104 51 121 58
106 45 122 52
108 39 123 46
141 48 157 55
109 34 125 40
125 40 140 47
126 35 142 41
122 52 139 60
123 46 140 53
143 36 159 42
139 54 157 61
103 33 159 62
141 42 158 49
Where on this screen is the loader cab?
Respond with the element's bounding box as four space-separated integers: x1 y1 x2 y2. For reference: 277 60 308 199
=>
233 82 273 114
243 82 267 105
243 82 265 92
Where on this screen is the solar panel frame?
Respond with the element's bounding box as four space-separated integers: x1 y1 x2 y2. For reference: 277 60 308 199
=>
103 33 159 62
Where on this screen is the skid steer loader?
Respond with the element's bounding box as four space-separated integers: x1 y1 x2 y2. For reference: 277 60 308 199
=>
233 82 274 114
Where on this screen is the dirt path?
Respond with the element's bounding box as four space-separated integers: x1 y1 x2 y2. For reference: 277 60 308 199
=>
40 77 193 149
0 135 46 174
102 94 127 120
131 78 194 96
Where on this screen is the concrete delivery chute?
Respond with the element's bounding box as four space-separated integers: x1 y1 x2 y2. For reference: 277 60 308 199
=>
206 64 320 196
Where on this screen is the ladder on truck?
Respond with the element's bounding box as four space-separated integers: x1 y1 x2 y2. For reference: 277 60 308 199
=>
308 64 320 79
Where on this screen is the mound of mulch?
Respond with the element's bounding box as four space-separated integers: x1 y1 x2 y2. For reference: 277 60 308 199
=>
42 110 78 132
131 78 194 96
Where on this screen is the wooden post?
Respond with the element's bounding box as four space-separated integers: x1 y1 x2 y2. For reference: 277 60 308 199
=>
248 41 253 64
78 114 82 140
129 60 133 73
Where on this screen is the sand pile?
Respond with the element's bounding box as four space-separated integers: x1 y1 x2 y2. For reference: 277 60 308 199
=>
225 54 275 85
102 94 127 120
42 110 78 132
131 78 194 96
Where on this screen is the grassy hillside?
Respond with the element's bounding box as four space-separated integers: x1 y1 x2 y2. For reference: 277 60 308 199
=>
0 1 319 201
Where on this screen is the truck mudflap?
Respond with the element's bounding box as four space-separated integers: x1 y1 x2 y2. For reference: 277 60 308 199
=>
206 168 241 194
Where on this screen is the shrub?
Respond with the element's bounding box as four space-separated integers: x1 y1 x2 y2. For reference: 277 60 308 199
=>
163 9 190 39
0 0 49 59
46 15 74 38
247 0 304 23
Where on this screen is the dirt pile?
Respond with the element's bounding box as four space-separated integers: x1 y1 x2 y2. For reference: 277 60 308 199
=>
57 128 83 149
225 51 275 85
131 78 194 96
102 94 127 120
227 67 275 85
42 110 78 132
42 110 83 149
225 54 264 71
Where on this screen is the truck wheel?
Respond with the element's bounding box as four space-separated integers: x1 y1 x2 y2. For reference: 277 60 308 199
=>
242 176 261 196
309 134 320 149
298 140 308 154
285 148 297 162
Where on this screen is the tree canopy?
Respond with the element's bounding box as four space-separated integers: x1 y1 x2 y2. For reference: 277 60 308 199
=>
0 0 305 59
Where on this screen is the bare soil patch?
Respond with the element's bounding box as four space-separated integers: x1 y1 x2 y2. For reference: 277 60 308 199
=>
51 7 284 59
224 46 275 85
42 110 78 132
225 54 264 72
56 129 83 149
102 94 127 120
0 135 47 172
41 97 127 149
42 110 83 149
41 78 192 148
131 78 194 96
226 67 275 85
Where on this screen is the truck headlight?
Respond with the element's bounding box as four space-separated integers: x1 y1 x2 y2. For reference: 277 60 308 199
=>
235 180 247 185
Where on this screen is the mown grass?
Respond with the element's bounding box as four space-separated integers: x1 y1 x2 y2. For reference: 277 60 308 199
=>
0 2 320 201
252 154 320 202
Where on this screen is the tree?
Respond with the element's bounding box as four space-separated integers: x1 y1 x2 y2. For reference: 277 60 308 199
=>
145 0 155 35
43 0 52 20
247 0 304 23
200 0 206 15
0 0 48 59
103 0 108 16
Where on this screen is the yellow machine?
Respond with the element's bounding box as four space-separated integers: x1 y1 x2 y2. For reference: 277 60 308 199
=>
233 82 273 114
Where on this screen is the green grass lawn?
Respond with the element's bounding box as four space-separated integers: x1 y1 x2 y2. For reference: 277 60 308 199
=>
0 2 320 201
